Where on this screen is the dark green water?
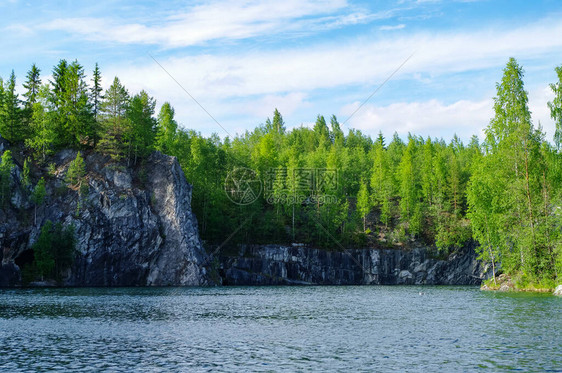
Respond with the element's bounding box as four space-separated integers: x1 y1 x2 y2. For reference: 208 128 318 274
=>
0 286 560 372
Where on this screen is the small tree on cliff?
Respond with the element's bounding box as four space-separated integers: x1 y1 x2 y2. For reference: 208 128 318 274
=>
0 150 14 206
31 177 46 225
66 152 85 188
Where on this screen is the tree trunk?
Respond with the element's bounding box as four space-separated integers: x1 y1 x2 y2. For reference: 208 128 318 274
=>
484 215 496 285
523 139 537 267
292 204 295 241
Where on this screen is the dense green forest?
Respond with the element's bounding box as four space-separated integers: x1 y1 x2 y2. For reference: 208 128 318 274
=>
1 58 561 287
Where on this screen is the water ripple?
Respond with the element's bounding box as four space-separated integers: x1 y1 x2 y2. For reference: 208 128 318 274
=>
0 286 560 372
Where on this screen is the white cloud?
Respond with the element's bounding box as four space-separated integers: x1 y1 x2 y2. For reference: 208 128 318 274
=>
40 0 358 48
244 92 310 118
340 99 493 140
96 15 562 140
529 85 556 140
379 24 405 31
337 85 557 142
4 24 33 36
107 17 562 102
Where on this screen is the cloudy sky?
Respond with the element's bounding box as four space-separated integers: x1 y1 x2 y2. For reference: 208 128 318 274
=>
2 0 562 142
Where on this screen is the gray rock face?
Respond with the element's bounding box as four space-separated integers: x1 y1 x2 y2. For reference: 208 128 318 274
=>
554 285 562 296
0 149 209 286
0 138 489 288
219 244 490 286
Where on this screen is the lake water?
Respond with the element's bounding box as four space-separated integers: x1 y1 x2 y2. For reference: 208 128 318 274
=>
0 286 560 372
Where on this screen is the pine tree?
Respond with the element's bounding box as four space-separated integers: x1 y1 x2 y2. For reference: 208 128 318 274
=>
155 102 177 155
330 115 344 147
91 63 103 146
99 77 130 160
23 64 41 109
62 60 95 147
91 63 103 122
50 60 68 108
126 90 156 164
49 60 70 147
272 108 285 134
0 150 14 206
22 64 43 142
0 71 23 143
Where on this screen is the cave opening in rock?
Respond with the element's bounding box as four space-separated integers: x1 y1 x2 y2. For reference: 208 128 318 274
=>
15 249 34 269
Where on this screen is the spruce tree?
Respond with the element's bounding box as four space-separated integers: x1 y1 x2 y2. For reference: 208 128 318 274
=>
91 63 103 146
23 64 41 109
126 90 157 163
99 77 130 160
155 102 177 155
0 71 23 143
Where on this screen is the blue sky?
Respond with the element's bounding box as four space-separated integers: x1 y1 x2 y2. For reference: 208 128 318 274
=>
2 0 562 142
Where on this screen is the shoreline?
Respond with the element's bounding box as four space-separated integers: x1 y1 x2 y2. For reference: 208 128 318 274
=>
480 274 562 295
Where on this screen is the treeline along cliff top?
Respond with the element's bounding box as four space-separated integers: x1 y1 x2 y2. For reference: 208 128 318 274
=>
0 57 561 289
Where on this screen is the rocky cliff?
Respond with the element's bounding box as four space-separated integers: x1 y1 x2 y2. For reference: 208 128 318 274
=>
0 137 489 287
0 143 210 286
218 244 490 286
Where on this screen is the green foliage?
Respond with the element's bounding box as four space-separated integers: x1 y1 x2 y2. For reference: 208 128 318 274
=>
23 64 41 108
548 65 562 151
468 58 559 284
155 102 177 155
47 162 56 177
126 90 157 164
99 77 130 160
22 158 31 190
66 152 86 187
25 86 57 162
47 60 96 148
91 63 103 123
30 220 76 282
0 150 14 206
0 57 560 287
264 108 286 135
31 177 46 206
33 221 55 279
357 180 370 232
0 71 24 143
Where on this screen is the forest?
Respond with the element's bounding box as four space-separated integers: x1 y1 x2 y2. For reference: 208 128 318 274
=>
0 57 561 288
